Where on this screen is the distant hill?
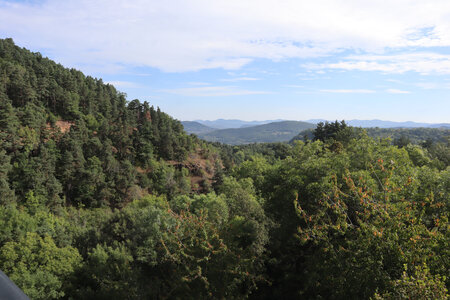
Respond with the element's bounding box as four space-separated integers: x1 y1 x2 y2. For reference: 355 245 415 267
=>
194 119 285 129
306 119 450 128
197 121 315 144
181 121 216 135
428 123 450 128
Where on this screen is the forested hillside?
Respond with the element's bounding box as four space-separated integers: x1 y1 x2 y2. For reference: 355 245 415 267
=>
181 121 216 135
0 39 448 299
0 38 222 207
292 123 449 147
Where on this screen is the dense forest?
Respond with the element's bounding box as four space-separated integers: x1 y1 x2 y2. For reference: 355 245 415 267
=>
0 38 448 299
291 124 449 147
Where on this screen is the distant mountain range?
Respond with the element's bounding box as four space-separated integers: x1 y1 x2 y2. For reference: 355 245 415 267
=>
182 121 315 145
181 121 216 135
188 119 450 130
192 119 285 129
181 119 449 145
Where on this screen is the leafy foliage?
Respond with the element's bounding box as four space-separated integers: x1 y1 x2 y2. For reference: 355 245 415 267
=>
0 232 81 300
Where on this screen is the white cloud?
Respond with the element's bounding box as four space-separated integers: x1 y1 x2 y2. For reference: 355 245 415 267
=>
2 0 450 72
161 86 271 97
320 89 375 93
386 88 410 94
304 53 450 74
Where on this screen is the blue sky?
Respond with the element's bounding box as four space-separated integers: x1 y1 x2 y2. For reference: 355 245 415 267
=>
1 0 449 123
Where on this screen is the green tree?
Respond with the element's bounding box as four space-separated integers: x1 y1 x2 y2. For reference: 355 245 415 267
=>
373 264 448 299
0 232 82 300
0 150 15 204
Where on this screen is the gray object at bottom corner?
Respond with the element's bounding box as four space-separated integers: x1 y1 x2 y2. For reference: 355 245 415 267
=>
0 270 29 300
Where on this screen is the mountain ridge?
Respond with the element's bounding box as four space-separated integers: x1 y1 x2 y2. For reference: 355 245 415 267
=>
181 121 216 135
183 119 450 145
195 120 316 145
186 118 449 130
191 119 285 129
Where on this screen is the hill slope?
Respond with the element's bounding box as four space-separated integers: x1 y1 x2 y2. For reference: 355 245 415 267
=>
0 38 219 208
198 120 315 144
181 121 216 135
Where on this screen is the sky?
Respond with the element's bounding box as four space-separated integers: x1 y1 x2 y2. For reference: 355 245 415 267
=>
0 0 449 123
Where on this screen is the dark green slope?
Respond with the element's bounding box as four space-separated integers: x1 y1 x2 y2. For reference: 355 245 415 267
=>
198 120 315 144
0 38 199 208
181 121 215 135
